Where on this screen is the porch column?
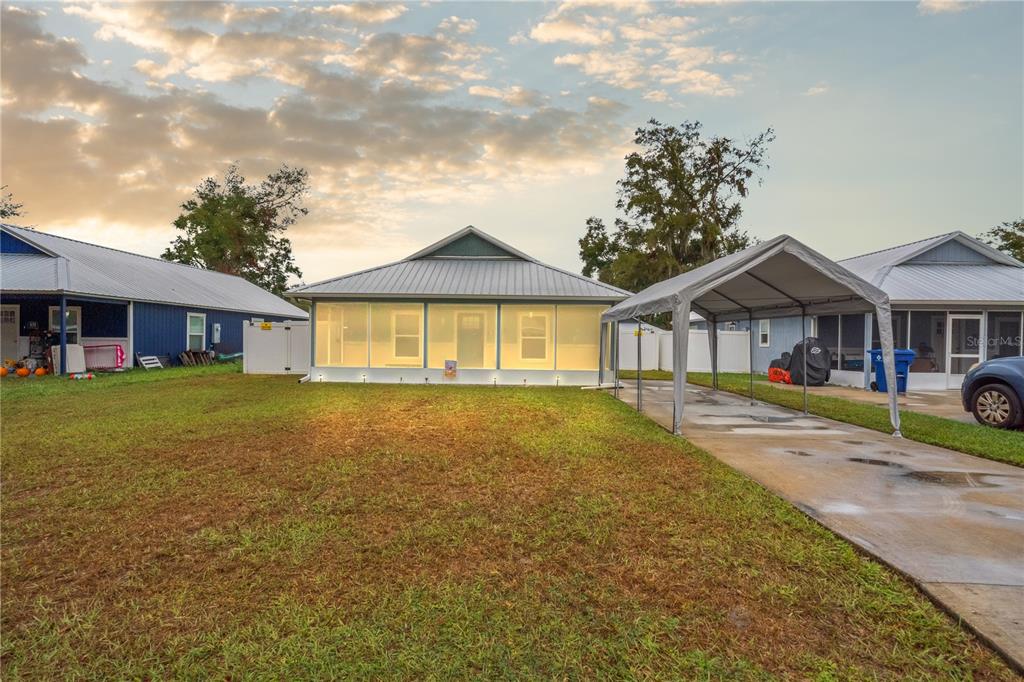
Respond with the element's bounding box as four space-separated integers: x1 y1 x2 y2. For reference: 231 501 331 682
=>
59 294 67 375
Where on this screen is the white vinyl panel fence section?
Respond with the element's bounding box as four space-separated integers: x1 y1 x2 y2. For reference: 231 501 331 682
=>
618 326 750 373
243 320 310 375
617 324 663 370
659 330 750 372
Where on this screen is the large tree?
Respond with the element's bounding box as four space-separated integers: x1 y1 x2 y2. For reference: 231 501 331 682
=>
980 218 1024 262
163 164 307 296
580 119 774 298
1 185 23 220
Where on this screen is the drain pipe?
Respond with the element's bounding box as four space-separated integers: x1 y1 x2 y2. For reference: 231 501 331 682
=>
298 373 311 383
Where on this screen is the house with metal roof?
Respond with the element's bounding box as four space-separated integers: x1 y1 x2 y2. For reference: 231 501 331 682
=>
754 231 1024 390
1 224 307 372
287 226 630 385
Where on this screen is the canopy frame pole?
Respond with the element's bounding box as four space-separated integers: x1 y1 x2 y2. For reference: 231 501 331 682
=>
671 301 692 435
748 311 755 405
709 315 719 391
613 322 620 399
801 306 808 415
634 317 643 413
744 272 804 306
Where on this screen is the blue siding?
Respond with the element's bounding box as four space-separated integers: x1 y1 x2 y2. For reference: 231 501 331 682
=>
754 316 810 373
1 230 46 255
132 302 292 361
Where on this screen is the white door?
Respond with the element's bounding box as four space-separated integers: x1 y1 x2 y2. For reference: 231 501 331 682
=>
1 305 19 360
946 314 983 389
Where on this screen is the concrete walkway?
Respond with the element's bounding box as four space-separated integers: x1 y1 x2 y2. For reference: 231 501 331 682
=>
616 380 1024 671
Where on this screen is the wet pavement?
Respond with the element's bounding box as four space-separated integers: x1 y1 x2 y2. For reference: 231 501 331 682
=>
616 380 1024 671
768 380 976 423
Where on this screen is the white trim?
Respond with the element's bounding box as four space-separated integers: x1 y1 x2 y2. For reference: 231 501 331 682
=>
48 305 82 344
758 318 770 347
945 312 983 389
518 311 550 361
391 309 422 360
186 312 207 352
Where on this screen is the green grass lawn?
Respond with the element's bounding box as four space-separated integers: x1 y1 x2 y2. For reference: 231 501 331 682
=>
1 368 1014 679
619 370 1024 467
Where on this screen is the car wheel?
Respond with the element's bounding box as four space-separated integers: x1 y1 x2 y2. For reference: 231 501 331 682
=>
971 383 1022 429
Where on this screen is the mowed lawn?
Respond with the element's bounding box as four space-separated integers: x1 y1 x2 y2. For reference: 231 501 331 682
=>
0 369 1013 679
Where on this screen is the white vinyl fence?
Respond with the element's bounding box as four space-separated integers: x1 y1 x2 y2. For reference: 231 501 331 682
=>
618 326 750 373
243 320 310 375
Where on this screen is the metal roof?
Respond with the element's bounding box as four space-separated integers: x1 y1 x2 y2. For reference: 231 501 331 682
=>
289 226 630 301
603 234 892 322
1 224 307 318
839 231 1024 304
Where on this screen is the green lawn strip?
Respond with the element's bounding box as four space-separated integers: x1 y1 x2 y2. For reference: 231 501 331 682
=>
621 370 1023 467
0 361 243 401
1 376 1013 678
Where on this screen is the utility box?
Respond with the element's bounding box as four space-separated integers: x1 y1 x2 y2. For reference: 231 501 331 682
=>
243 320 310 375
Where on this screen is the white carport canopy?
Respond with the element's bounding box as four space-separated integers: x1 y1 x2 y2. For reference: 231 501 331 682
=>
602 234 902 436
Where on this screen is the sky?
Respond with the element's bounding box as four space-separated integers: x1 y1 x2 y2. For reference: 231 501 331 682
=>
1 0 1021 286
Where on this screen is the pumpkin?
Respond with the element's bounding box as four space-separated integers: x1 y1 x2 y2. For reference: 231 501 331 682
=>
0 367 7 377
35 367 47 376
16 367 30 377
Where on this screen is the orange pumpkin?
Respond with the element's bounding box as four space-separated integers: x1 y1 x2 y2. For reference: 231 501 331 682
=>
34 367 47 376
0 367 7 377
16 367 30 377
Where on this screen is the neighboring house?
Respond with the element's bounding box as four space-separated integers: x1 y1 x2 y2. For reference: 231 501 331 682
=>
1 224 307 371
754 231 1024 390
287 226 629 385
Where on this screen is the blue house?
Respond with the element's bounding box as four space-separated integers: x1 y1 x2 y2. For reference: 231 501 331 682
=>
752 231 1024 390
1 224 307 372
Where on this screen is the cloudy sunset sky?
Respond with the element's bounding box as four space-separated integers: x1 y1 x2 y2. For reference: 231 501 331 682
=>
1 0 1021 284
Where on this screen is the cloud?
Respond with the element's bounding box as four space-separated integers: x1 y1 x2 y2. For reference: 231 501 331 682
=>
643 89 668 102
803 83 829 96
0 4 629 277
530 17 614 45
468 85 546 107
917 0 974 15
310 3 408 23
618 15 697 41
528 5 744 100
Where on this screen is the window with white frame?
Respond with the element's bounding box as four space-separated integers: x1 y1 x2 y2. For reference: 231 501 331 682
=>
49 306 82 344
520 313 549 360
187 313 206 352
393 311 421 359
758 318 770 347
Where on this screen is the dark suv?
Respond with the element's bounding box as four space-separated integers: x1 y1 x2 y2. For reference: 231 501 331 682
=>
961 356 1024 429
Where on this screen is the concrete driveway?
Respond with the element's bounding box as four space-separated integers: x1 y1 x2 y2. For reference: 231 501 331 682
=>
617 380 1024 671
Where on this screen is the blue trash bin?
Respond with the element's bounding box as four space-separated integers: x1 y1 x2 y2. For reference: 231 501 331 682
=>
869 348 916 393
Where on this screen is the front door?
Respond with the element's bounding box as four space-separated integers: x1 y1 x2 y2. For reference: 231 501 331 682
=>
947 314 983 389
1 304 19 361
456 312 485 368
